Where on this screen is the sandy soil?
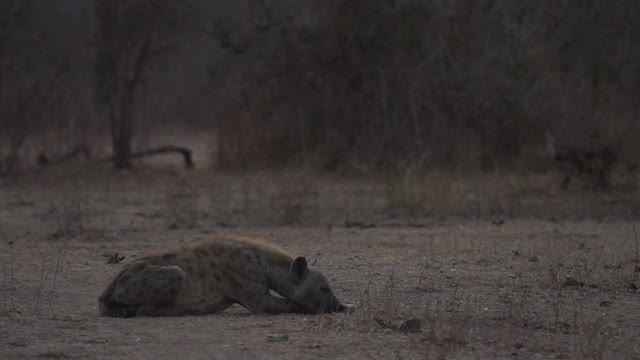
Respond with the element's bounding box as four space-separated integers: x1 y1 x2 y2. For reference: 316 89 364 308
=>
1 168 639 359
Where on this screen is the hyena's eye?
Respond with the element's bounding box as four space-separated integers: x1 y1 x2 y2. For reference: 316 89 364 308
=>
320 287 331 294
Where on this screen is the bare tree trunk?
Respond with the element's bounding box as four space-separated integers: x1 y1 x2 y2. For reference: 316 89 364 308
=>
110 105 133 169
95 1 154 169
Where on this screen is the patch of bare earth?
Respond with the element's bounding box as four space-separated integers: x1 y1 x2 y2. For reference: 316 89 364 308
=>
1 168 639 359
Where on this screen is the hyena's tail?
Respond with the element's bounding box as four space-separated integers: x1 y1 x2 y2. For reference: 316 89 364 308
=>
98 281 139 318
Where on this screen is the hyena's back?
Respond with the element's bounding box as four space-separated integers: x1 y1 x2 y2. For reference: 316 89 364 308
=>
99 236 296 317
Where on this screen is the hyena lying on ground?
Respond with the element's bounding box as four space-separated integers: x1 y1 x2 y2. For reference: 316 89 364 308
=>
99 235 353 317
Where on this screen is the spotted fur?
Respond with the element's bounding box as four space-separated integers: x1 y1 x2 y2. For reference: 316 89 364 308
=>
99 235 351 317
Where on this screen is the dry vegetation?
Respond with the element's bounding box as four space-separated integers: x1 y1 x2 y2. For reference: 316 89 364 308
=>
1 0 640 174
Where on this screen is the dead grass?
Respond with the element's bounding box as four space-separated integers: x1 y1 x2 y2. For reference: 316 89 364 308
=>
305 223 638 359
1 238 18 316
164 179 200 230
33 241 64 318
46 194 87 241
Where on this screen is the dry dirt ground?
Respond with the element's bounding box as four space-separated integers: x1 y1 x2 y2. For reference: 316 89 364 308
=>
1 167 640 359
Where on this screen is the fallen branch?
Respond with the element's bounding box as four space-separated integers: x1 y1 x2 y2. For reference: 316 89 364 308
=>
38 144 195 169
37 144 91 166
129 145 195 168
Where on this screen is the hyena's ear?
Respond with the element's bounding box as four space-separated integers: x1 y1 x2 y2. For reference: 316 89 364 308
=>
289 256 309 281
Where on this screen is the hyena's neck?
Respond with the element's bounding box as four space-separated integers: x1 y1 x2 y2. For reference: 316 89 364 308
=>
266 263 296 299
235 237 297 298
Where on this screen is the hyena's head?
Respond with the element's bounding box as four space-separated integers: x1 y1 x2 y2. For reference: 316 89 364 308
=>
289 257 346 313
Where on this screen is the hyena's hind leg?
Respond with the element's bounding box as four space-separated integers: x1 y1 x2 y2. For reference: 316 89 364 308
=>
99 263 185 317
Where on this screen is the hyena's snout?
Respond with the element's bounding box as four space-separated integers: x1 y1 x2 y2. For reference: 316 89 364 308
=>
319 294 350 313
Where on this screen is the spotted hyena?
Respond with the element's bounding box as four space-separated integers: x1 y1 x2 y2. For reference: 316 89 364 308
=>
99 235 353 317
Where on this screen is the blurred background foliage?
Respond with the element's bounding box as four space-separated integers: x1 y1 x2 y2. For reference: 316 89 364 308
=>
1 0 638 174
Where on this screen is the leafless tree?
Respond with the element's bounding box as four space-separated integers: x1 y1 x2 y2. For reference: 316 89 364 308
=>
3 0 639 174
0 0 68 174
94 1 159 169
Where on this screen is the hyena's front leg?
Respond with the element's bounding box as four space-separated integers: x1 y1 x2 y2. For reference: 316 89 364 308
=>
135 302 187 317
225 281 309 315
234 293 311 315
100 262 185 317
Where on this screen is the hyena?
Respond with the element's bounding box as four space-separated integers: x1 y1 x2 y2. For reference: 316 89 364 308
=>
99 235 352 317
